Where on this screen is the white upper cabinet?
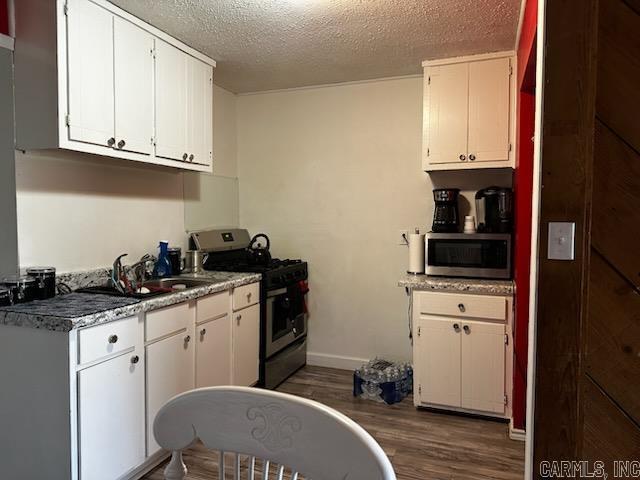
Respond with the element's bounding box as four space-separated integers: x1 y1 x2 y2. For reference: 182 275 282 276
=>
155 40 189 162
423 62 468 166
113 16 154 155
66 0 114 147
467 57 511 164
14 0 215 173
422 52 515 171
187 56 214 167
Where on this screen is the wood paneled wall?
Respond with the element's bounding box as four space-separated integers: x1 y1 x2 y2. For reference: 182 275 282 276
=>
535 0 640 475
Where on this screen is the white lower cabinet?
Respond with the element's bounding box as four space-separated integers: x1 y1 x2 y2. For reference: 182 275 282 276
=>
232 303 260 387
415 317 462 408
461 320 506 413
146 327 195 456
196 314 231 387
413 290 512 418
61 283 261 478
77 350 145 480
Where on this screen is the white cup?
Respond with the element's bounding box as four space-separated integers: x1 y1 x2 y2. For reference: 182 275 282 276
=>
463 215 476 234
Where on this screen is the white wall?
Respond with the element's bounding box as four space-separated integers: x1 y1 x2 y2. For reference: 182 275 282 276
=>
237 76 512 366
16 85 240 273
15 150 187 272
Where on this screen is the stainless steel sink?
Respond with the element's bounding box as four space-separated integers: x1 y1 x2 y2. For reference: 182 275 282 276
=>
142 277 213 290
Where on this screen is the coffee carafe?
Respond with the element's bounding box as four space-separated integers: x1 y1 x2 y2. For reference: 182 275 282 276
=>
432 189 460 233
475 187 513 233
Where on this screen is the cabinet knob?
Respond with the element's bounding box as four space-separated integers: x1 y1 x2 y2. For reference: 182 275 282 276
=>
458 303 466 313
247 292 252 301
107 137 116 147
453 323 460 331
130 355 140 364
183 153 188 161
108 334 118 344
189 154 194 162
459 154 466 161
469 154 476 161
463 325 470 334
184 335 191 343
117 139 126 149
236 314 242 324
200 328 206 336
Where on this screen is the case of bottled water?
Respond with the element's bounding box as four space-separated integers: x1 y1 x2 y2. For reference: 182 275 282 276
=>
353 358 413 405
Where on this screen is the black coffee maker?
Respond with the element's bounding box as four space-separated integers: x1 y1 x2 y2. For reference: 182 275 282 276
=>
432 189 460 233
475 187 513 233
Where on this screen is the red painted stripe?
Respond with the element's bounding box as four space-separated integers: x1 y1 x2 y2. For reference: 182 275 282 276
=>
512 0 538 431
0 0 8 36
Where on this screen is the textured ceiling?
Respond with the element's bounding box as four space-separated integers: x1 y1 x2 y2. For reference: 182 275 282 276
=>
110 0 521 93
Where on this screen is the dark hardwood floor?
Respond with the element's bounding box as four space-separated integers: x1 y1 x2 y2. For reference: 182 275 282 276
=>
144 366 524 480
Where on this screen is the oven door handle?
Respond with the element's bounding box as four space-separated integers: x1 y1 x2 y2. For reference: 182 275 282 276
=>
266 287 288 298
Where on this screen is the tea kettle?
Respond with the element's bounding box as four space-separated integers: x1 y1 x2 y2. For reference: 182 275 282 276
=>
247 233 272 266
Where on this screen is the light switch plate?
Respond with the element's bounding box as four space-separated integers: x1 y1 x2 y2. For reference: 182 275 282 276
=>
548 222 576 260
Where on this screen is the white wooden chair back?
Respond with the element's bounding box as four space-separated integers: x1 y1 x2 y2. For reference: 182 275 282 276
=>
154 386 396 480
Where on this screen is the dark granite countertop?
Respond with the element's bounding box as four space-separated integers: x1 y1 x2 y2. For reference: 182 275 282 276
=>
0 271 261 332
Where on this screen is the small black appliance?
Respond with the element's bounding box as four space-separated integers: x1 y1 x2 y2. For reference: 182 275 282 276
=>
432 189 460 233
475 187 513 233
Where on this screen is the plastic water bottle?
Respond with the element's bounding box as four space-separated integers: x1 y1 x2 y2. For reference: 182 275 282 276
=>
153 241 172 278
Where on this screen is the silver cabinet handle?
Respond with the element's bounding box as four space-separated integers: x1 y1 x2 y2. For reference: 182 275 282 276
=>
107 137 116 147
463 325 470 334
200 328 206 336
108 334 118 344
189 154 194 162
247 292 252 301
182 153 188 161
117 139 126 149
459 154 466 161
458 303 466 313
236 314 242 324
184 335 191 343
453 323 460 332
469 154 476 161
130 355 140 364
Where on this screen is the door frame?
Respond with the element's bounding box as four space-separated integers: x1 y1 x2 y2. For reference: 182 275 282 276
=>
525 0 600 477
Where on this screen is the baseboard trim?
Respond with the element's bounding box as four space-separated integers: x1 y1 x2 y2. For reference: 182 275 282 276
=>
306 352 369 371
509 420 526 442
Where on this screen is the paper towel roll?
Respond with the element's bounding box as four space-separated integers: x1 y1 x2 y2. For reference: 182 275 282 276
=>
407 233 425 274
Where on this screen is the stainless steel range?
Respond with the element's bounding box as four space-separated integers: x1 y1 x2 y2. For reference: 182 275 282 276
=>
190 228 309 389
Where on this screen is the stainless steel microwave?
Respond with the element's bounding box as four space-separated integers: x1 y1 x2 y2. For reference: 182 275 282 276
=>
425 233 512 279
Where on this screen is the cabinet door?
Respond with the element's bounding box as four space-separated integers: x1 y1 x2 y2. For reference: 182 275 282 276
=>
424 63 469 165
461 320 505 413
78 352 145 480
113 16 153 155
232 304 260 387
187 56 213 166
196 314 231 388
155 40 188 162
146 329 195 455
467 57 511 163
66 0 114 147
415 317 461 407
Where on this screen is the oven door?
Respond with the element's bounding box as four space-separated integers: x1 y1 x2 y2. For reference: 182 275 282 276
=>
265 286 307 358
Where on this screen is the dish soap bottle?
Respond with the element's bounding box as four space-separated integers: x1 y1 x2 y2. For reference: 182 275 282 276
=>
153 241 172 278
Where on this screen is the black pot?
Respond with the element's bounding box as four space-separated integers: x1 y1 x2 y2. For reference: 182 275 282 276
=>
3 275 38 304
26 266 57 300
247 233 272 266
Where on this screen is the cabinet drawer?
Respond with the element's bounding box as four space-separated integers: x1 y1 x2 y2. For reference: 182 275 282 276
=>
146 302 192 342
232 282 260 311
78 315 138 365
197 290 229 324
416 291 507 321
